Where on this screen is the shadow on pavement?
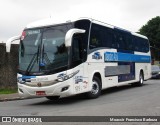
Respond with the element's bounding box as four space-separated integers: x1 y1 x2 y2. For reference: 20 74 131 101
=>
30 83 149 106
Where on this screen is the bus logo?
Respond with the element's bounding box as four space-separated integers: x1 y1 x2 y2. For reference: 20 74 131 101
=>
92 52 102 60
2 117 11 122
37 82 42 87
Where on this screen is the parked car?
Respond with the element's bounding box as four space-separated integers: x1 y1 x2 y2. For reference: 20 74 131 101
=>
151 65 160 79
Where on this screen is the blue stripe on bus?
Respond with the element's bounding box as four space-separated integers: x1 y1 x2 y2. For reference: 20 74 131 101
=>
104 52 151 63
19 76 36 79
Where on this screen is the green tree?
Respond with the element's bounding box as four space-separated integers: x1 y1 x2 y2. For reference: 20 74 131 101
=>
139 16 160 60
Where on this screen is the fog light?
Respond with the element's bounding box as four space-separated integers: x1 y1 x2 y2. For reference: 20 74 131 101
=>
19 88 24 93
61 86 69 92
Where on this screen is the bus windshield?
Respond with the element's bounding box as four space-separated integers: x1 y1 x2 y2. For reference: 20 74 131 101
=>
19 24 73 75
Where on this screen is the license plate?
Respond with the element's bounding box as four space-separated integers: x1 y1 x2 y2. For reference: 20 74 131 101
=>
36 91 46 96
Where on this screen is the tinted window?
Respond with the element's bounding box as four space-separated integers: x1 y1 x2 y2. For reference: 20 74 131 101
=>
71 33 85 68
90 23 114 49
89 23 149 53
113 28 132 51
74 20 90 61
114 31 126 50
141 39 149 52
89 24 103 49
132 36 149 52
125 34 132 50
103 28 114 48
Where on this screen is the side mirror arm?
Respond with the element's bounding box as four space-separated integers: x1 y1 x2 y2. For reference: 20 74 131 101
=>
6 36 20 53
65 28 85 47
65 28 85 69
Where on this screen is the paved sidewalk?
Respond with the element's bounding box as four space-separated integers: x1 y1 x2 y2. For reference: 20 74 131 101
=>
0 93 28 102
0 92 41 102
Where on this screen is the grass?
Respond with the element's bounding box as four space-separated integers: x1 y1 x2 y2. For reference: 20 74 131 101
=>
0 88 17 94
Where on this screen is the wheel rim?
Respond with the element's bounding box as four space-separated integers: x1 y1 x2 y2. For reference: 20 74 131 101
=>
91 80 99 95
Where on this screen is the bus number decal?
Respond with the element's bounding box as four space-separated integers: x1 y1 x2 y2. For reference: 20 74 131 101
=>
105 52 118 62
75 86 81 92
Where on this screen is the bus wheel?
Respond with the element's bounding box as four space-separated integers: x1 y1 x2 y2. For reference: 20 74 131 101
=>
132 71 144 87
86 76 101 99
46 96 59 100
138 71 144 86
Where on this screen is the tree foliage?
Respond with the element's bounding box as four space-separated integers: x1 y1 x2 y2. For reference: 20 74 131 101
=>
139 16 160 47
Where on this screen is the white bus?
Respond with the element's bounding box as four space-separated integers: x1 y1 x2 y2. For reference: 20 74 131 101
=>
6 18 151 99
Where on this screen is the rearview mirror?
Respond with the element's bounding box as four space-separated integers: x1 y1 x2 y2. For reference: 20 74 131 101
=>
6 36 20 53
65 28 85 47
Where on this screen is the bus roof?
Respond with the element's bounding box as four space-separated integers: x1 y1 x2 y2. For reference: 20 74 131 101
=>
26 17 92 29
26 17 148 40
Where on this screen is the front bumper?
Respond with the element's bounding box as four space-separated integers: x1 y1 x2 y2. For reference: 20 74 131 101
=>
18 81 73 98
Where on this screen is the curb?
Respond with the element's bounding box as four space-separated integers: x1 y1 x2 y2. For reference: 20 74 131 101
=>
0 96 37 102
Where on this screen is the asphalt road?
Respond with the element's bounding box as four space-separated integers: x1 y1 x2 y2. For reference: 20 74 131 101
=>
0 80 160 125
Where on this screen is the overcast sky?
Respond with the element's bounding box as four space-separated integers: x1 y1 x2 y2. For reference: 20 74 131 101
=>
0 0 160 42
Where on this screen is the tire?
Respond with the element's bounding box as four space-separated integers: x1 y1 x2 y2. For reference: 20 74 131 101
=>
86 76 101 99
46 96 59 100
138 71 144 86
132 71 144 86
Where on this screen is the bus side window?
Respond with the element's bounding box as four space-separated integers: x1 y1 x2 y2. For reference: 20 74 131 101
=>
71 34 83 67
126 34 132 50
144 39 149 52
133 37 139 51
90 34 100 48
103 28 114 48
89 24 102 49
140 38 149 52
72 39 80 61
116 32 126 50
113 33 118 48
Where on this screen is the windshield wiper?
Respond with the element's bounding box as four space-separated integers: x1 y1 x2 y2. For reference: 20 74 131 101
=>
25 54 37 75
25 45 40 75
40 44 51 67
